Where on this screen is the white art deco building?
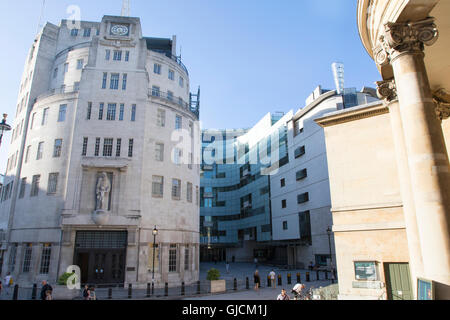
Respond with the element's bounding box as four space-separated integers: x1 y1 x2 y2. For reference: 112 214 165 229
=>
0 15 200 287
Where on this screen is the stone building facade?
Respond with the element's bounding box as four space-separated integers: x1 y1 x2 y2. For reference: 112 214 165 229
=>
0 15 200 288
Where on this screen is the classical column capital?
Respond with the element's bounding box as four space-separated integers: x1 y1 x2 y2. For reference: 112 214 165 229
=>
433 89 450 121
374 17 439 66
376 79 398 104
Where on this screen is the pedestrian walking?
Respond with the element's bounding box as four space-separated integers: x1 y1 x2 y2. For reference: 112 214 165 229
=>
40 280 53 301
269 269 276 288
226 261 230 274
253 270 261 291
4 272 13 295
45 290 53 300
82 285 90 300
89 286 97 300
277 289 290 300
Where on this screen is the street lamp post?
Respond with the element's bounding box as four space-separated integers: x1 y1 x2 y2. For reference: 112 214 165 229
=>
326 226 335 284
152 226 158 293
0 114 11 148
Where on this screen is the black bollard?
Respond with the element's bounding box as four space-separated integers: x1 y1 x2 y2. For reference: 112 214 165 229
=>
296 272 301 283
267 276 271 287
278 274 282 286
316 270 320 281
12 284 19 300
287 273 291 285
128 283 132 299
306 272 310 282
233 278 237 291
181 282 185 296
31 284 37 300
246 277 249 290
197 281 201 294
108 287 112 300
147 283 151 298
164 282 168 296
152 282 155 295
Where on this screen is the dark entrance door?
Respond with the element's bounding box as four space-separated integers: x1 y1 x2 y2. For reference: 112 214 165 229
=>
74 231 127 287
384 263 413 300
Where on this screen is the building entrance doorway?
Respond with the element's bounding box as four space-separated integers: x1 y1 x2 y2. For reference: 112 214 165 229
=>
74 231 127 286
384 263 413 300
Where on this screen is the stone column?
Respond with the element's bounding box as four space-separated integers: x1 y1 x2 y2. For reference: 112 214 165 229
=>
377 80 425 298
376 18 450 298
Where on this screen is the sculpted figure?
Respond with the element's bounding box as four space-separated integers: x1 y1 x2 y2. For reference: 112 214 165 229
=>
96 172 111 211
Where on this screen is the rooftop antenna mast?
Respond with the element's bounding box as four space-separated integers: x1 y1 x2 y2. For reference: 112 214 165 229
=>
121 0 131 16
332 62 345 95
36 0 46 35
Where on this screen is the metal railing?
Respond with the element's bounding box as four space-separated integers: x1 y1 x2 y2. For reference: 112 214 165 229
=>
149 90 199 119
1 269 338 300
149 50 189 76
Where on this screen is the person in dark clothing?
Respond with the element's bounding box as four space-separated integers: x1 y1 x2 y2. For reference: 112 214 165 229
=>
254 270 261 291
40 280 53 300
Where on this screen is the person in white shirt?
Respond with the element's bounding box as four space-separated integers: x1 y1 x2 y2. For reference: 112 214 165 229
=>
4 273 12 295
269 269 276 288
277 289 290 300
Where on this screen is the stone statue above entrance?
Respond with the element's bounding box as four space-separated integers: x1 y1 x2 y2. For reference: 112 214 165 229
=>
96 172 111 211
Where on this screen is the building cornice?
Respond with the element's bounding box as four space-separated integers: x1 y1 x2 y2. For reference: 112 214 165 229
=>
315 101 387 128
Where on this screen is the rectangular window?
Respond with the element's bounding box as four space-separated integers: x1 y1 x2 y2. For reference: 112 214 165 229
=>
354 261 378 281
42 108 49 125
70 28 79 37
296 168 308 181
63 63 69 74
282 199 287 208
283 221 288 230
7 244 17 273
167 90 173 101
74 81 80 91
281 178 286 187
19 177 26 199
113 138 120 157
77 59 84 70
99 103 104 120
113 50 122 61
297 192 309 204
58 104 67 122
299 210 312 243
110 73 119 90
151 86 160 97
187 182 193 203
103 138 113 157
105 49 111 61
30 112 36 130
131 105 136 122
128 139 134 157
95 138 101 156
125 51 130 62
22 244 32 273
39 244 52 274
107 103 116 121
175 115 182 130
53 139 63 158
36 142 44 160
53 67 58 79
179 76 184 88
294 146 306 159
102 72 107 89
169 244 177 272
184 246 190 271
87 102 92 120
47 172 59 194
30 174 41 197
83 28 91 37
122 74 127 90
168 69 174 80
152 175 164 197
157 109 165 127
173 148 182 165
82 137 88 156
154 63 161 74
188 152 193 170
155 143 164 162
119 104 124 121
189 121 194 137
172 179 181 200
25 145 31 163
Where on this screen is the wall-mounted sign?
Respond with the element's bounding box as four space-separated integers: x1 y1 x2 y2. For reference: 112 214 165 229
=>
354 261 378 281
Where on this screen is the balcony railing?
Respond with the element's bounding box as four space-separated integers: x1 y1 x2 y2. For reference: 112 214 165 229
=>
149 50 189 76
149 90 199 119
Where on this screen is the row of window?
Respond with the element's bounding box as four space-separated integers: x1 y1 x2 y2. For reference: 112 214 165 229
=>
53 59 85 80
101 72 128 90
17 172 59 199
82 137 134 158
153 63 185 88
152 176 198 204
70 27 99 38
156 109 194 134
87 102 136 121
6 243 52 275
105 49 130 62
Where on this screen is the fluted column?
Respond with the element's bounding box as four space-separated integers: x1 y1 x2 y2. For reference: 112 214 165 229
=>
377 79 424 298
375 18 450 298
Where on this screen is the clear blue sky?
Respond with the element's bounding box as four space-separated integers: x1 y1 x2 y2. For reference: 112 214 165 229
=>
0 0 381 172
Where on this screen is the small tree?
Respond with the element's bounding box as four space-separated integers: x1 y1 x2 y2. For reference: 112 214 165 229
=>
207 268 220 281
58 272 76 286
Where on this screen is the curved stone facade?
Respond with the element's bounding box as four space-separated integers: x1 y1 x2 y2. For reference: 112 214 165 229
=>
0 15 200 288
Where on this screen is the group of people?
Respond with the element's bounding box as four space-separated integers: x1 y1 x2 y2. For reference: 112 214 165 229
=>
252 267 308 300
82 285 97 300
1 274 53 300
